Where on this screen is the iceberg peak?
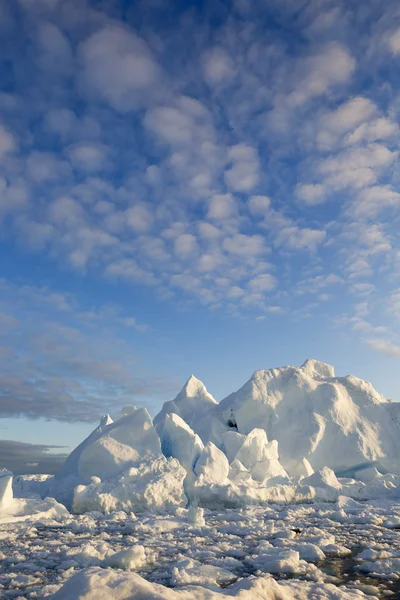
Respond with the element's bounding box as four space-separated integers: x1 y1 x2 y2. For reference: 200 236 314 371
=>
301 358 335 378
177 375 211 399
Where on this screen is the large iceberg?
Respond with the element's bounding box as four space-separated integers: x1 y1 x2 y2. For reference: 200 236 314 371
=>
193 358 400 473
47 359 400 515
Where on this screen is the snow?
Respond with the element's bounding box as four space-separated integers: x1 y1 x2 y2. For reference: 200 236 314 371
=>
299 467 342 502
194 442 229 484
104 545 147 570
73 456 187 514
2 358 400 598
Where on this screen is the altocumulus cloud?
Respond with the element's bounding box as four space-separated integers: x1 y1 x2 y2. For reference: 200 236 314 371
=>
0 0 399 351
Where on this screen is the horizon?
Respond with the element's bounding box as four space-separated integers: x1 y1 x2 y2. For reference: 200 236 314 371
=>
1 0 400 474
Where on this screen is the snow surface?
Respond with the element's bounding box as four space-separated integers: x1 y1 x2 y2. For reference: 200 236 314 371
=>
2 358 400 598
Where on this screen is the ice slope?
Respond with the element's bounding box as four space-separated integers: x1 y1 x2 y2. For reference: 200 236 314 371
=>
154 375 217 437
55 414 114 480
57 408 159 482
196 359 400 473
160 413 204 472
50 408 164 510
0 470 13 510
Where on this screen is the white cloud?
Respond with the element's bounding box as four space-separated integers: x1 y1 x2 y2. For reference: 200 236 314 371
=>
388 27 400 55
0 124 17 156
203 47 235 86
224 144 259 192
81 25 161 111
145 107 196 145
295 183 326 206
248 273 276 292
248 195 271 215
67 143 109 172
174 233 198 259
126 204 154 232
197 221 221 240
344 117 398 146
350 283 375 295
351 185 400 218
347 257 373 279
289 42 356 107
276 226 326 252
319 144 397 190
48 196 84 226
387 290 400 319
197 253 220 273
222 233 265 257
207 193 237 220
365 338 400 359
317 96 377 150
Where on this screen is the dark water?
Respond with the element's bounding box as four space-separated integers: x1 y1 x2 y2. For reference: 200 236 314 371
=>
276 545 400 599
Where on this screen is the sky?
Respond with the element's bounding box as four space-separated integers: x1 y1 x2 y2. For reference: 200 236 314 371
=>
1 0 400 474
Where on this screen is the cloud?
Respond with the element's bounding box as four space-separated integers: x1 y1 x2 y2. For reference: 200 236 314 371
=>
365 338 400 359
80 25 161 111
0 0 399 326
388 27 400 55
293 42 356 104
207 194 237 220
0 440 67 474
0 280 172 423
248 273 276 292
67 143 109 172
316 96 377 150
203 47 235 86
224 144 259 192
351 185 400 218
318 144 397 191
248 195 271 216
0 124 17 156
295 183 326 206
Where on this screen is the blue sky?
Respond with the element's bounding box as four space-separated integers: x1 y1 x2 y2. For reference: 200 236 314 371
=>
1 0 400 473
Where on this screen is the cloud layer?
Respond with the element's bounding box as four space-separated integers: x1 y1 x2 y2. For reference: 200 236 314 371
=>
0 0 399 393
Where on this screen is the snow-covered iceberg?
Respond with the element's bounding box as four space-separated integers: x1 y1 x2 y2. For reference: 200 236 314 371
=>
193 358 400 474
45 358 400 515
